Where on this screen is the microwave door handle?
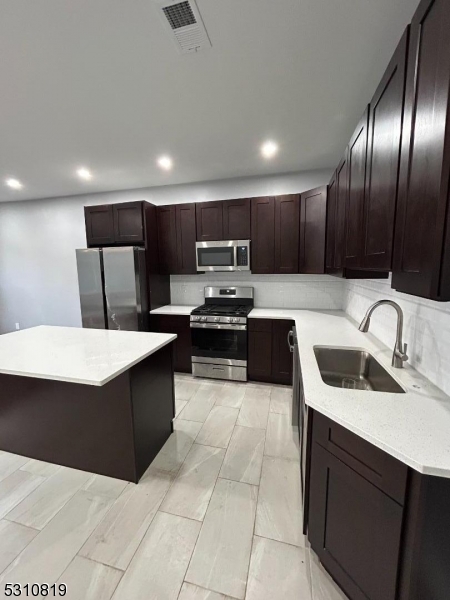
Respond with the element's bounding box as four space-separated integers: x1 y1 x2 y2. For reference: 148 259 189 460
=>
234 244 238 268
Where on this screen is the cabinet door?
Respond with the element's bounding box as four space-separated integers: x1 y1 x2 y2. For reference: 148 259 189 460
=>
393 0 450 300
308 443 403 600
363 29 408 271
251 197 276 273
271 320 294 385
300 186 327 274
223 198 251 239
85 205 114 246
196 201 223 241
325 172 337 273
157 206 178 274
176 203 197 274
334 152 348 270
113 202 144 244
248 319 273 382
345 107 369 268
274 195 300 274
149 315 192 373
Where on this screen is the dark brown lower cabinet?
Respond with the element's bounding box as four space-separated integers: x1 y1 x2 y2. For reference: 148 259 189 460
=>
307 410 450 600
149 315 192 373
248 318 293 385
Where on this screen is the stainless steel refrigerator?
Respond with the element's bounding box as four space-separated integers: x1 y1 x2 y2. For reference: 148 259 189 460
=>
76 247 149 331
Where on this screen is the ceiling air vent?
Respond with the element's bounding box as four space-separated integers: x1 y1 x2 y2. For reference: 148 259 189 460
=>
155 0 212 54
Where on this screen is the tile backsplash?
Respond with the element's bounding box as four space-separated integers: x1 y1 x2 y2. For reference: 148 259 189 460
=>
344 277 450 397
170 273 344 310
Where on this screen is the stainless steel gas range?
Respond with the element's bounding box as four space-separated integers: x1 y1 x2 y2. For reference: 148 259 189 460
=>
190 286 254 382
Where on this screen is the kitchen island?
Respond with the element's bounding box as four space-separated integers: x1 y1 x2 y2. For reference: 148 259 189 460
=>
0 326 177 482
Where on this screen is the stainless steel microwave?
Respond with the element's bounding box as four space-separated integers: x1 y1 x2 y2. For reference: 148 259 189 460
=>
196 240 251 272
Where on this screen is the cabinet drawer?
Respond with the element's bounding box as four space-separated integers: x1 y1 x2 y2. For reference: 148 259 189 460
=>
248 318 272 332
313 412 407 504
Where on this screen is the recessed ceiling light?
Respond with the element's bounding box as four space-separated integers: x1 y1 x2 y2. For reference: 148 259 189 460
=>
157 155 173 171
261 141 279 159
5 178 23 190
77 167 92 180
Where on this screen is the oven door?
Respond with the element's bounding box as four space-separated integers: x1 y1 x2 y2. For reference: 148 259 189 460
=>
196 241 237 272
191 324 247 365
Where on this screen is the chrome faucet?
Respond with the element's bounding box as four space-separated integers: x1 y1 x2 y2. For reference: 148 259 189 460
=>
358 300 408 368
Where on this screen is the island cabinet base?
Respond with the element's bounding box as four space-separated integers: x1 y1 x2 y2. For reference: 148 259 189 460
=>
307 411 450 600
0 345 175 483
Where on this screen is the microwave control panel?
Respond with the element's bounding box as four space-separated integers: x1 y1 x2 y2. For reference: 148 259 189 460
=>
237 246 249 267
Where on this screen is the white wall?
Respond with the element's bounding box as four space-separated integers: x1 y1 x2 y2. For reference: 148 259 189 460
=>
344 277 450 397
171 273 344 310
0 169 330 333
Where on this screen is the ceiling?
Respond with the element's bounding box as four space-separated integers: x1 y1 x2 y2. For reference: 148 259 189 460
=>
0 0 419 202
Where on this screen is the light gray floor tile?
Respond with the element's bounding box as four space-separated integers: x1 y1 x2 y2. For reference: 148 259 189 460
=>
179 582 235 600
0 470 45 520
310 549 349 600
177 384 220 423
83 474 129 500
20 459 61 478
264 412 300 460
7 468 92 529
176 399 188 416
0 491 113 588
219 426 265 485
151 419 202 474
56 556 123 600
214 383 247 409
80 467 174 571
270 386 293 415
175 379 202 402
246 536 311 600
186 478 257 600
160 444 225 521
0 454 29 483
236 394 270 430
111 511 200 600
0 520 38 575
196 406 239 449
255 456 304 547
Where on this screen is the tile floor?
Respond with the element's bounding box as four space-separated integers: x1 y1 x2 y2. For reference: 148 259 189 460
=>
0 375 349 600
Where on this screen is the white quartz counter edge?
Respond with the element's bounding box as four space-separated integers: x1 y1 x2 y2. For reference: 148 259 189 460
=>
0 326 177 387
251 308 450 479
150 305 197 316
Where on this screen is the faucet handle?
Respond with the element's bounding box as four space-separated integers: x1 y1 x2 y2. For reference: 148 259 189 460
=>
403 343 408 360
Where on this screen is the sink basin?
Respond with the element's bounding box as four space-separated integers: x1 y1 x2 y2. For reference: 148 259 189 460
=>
313 347 405 393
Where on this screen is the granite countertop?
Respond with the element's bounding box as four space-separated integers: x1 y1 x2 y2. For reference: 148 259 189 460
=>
0 325 176 386
151 304 450 477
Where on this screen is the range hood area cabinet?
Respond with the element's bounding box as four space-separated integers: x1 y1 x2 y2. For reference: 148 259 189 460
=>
83 200 170 311
196 198 251 242
392 0 450 301
306 410 450 600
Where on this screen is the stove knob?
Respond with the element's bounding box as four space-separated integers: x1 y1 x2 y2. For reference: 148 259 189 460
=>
232 317 238 323
201 316 207 322
214 317 220 322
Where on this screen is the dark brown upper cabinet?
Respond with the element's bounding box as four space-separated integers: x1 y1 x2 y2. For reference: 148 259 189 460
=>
157 203 197 275
85 205 115 246
393 0 450 301
113 202 145 244
156 206 178 274
299 186 328 274
345 107 369 268
275 195 300 274
175 203 197 274
362 29 409 271
196 201 223 242
251 197 276 273
326 173 337 272
334 152 349 272
222 198 251 239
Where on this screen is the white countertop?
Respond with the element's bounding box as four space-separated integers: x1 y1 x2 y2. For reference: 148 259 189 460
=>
151 304 450 477
150 305 197 316
0 326 176 386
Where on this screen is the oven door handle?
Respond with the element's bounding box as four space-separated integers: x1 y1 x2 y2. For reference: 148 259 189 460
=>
190 323 247 331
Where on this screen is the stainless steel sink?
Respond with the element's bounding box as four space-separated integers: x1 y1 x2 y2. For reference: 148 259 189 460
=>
314 347 406 393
